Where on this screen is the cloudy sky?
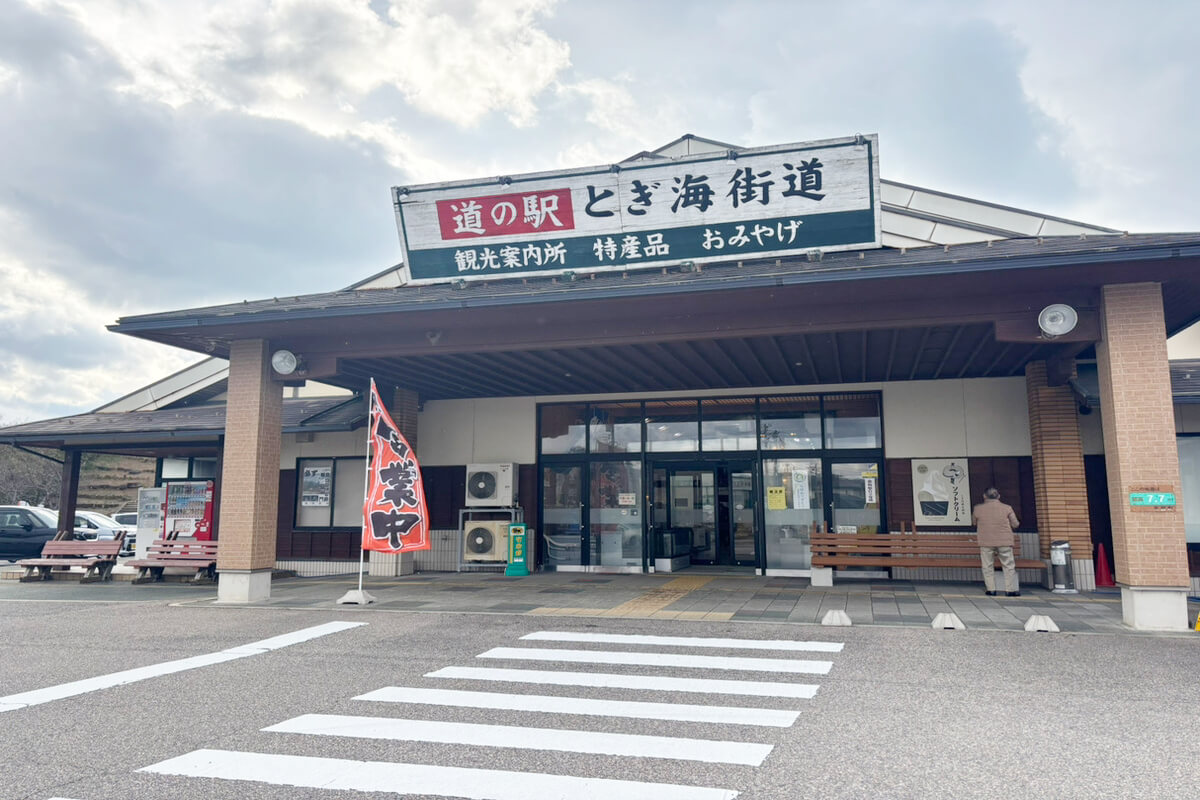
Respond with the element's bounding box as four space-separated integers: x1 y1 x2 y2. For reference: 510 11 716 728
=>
1 0 1197 423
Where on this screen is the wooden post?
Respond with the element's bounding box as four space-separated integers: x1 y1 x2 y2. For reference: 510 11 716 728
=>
55 449 81 540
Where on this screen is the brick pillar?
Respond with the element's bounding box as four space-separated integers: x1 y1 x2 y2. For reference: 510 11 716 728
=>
216 339 283 602
1096 283 1190 630
368 386 421 577
1024 361 1092 583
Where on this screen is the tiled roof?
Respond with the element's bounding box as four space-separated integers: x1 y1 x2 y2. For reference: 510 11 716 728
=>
0 396 364 444
112 233 1200 331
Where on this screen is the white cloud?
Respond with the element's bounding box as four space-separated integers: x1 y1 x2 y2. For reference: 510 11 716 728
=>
0 239 198 421
984 2 1200 230
38 0 571 170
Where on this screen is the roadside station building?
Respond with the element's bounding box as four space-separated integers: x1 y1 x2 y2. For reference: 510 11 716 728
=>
3 134 1198 630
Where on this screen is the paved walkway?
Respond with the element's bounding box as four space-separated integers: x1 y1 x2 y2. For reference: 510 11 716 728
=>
6 564 1196 635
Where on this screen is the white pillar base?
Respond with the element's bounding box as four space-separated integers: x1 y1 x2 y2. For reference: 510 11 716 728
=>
810 567 833 587
216 569 273 603
1121 586 1190 631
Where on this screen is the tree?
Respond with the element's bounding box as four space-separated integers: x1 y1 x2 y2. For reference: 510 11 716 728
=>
0 444 62 506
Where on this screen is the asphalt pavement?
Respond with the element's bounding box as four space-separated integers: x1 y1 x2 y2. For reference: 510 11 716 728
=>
1 569 1199 799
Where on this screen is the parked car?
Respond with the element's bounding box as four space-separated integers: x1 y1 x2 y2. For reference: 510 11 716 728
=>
74 510 136 555
0 505 59 561
112 512 138 527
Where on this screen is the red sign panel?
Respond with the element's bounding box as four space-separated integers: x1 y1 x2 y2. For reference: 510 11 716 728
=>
436 188 575 240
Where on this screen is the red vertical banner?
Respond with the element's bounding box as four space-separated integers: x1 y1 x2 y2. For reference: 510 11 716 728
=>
362 380 430 553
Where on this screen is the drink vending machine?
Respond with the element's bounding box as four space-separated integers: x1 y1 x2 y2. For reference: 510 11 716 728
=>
163 480 215 540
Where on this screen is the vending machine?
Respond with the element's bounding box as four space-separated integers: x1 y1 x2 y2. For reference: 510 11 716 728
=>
163 480 215 540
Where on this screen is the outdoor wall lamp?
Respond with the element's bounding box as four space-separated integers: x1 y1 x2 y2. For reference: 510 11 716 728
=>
1037 304 1079 338
270 349 305 376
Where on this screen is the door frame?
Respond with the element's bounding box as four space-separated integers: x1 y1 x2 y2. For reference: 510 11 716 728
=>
821 454 887 535
648 455 760 568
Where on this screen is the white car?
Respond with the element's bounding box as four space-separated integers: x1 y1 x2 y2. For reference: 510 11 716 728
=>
74 510 136 554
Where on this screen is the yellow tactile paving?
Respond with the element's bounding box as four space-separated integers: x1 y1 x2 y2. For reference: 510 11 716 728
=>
593 575 715 618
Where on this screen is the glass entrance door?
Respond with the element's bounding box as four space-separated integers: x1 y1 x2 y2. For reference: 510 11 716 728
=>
658 461 757 567
542 464 584 568
825 459 883 534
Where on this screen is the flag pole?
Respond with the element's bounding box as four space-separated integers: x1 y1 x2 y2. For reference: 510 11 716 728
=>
337 379 378 605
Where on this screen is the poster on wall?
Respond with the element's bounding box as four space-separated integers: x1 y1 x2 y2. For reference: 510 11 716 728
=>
911 458 971 526
301 466 332 507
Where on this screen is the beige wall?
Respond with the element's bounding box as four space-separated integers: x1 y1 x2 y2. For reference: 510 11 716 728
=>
418 397 536 466
279 430 365 468
881 377 1030 458
413 377 1032 466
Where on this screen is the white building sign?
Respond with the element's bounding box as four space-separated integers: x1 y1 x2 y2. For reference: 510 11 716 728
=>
393 135 881 284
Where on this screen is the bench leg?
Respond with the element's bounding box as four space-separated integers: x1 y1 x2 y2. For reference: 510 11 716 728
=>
80 564 101 583
811 566 834 587
133 566 166 584
19 566 48 582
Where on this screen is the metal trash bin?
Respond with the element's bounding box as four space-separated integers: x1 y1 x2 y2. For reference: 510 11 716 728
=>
1050 540 1077 593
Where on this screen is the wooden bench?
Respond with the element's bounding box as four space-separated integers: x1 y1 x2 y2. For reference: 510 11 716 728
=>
17 534 125 582
810 531 1047 586
128 538 219 584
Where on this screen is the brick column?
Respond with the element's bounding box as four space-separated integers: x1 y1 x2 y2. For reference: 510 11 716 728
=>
216 339 283 602
1096 283 1190 630
368 387 421 577
1025 361 1092 585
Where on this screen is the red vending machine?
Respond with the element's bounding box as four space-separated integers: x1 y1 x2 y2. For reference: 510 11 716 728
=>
163 480 215 540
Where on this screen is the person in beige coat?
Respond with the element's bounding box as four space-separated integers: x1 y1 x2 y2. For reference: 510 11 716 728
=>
972 487 1020 596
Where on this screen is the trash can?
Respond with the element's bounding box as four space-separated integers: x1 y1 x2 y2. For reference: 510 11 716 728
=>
1050 540 1077 594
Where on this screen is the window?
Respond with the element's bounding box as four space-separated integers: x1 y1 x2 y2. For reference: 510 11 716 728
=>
540 404 587 454
645 399 699 452
823 393 882 449
759 395 822 450
701 397 757 451
295 457 366 528
589 402 643 453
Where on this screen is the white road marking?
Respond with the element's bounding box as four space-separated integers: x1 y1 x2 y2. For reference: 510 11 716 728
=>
479 646 833 675
0 621 365 713
141 749 739 800
264 713 773 765
355 686 800 727
521 631 844 652
427 666 819 699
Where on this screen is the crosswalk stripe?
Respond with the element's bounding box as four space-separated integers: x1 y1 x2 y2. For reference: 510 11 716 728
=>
141 748 740 799
427 666 820 698
355 686 800 727
264 713 773 765
479 647 833 675
521 631 844 652
0 621 366 713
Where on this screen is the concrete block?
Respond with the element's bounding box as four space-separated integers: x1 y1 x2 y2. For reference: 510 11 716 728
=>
932 612 965 630
810 567 833 587
1024 614 1059 632
821 609 852 626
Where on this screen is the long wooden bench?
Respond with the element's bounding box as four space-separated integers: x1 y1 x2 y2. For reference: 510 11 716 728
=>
128 538 219 584
17 534 125 582
810 531 1047 586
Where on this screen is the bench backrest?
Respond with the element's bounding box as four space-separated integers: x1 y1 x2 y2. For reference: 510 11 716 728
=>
39 535 124 558
811 533 1022 557
145 539 219 557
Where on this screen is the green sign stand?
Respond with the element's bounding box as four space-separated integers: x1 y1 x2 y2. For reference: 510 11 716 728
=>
505 523 530 577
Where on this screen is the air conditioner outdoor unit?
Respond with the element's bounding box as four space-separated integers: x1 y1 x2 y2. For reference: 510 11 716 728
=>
462 520 510 562
465 463 518 507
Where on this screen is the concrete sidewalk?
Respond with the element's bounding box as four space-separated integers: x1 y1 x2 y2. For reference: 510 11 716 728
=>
5 563 1197 635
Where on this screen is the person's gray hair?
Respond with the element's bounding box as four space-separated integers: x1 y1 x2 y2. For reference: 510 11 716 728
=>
984 487 1001 500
